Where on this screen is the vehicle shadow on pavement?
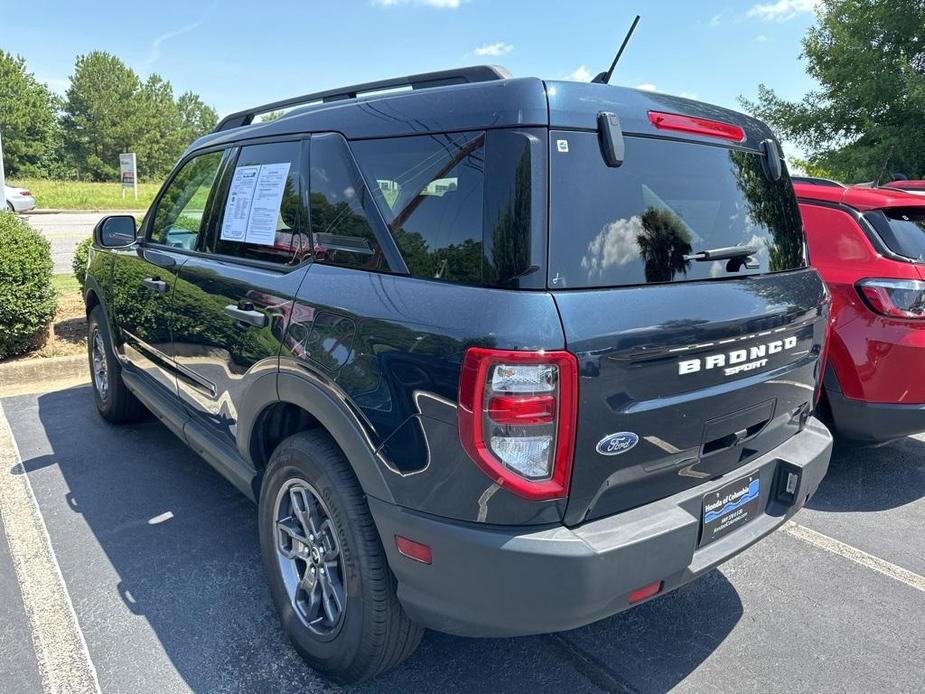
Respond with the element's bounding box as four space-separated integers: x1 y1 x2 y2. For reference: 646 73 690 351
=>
806 436 925 513
22 385 743 694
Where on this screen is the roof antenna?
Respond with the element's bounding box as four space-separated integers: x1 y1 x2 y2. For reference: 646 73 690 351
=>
592 15 641 84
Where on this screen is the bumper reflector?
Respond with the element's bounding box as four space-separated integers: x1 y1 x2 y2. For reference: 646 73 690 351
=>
396 535 433 565
629 581 663 604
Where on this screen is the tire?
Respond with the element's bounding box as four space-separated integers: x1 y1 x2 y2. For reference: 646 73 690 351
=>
259 430 423 684
6 202 14 213
87 305 146 423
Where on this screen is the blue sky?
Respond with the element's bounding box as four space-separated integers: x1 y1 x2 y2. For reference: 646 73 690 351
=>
2 0 819 152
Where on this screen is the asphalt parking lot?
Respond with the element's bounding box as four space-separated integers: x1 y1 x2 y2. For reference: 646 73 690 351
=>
1 384 923 693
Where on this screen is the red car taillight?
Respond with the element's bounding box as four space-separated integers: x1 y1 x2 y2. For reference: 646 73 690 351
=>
458 348 578 501
857 279 925 319
647 111 745 142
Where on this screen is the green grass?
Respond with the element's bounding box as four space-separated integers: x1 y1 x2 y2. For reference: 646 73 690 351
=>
9 178 162 211
51 273 81 295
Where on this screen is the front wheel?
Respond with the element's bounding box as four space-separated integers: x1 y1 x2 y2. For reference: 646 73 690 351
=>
259 430 422 684
87 306 146 423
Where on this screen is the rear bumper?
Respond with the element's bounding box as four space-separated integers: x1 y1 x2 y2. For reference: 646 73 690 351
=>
826 386 925 442
7 196 35 213
369 418 832 637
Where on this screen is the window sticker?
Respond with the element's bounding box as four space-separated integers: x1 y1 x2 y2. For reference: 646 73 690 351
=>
220 162 291 245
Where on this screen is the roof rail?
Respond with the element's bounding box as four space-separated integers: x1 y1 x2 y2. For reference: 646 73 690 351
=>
214 65 511 132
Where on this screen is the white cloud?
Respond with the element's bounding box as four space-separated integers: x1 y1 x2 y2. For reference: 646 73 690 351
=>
568 65 593 82
474 42 513 57
747 0 819 22
709 12 724 27
635 83 658 92
146 21 203 67
373 0 463 7
755 33 770 42
581 217 644 278
144 0 218 68
680 91 699 100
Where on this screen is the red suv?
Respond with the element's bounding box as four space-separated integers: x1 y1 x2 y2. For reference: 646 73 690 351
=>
884 180 925 196
795 179 925 442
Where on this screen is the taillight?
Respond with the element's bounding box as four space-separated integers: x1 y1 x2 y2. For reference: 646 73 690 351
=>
647 111 745 142
857 279 925 319
20 190 32 197
458 348 578 501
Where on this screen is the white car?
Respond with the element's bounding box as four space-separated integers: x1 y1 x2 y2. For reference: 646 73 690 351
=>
4 184 36 213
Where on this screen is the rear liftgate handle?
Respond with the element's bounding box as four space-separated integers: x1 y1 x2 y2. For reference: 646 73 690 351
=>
224 301 267 328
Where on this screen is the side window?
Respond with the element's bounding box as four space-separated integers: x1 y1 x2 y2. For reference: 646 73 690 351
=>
149 151 223 249
352 131 486 284
211 141 308 265
309 133 388 271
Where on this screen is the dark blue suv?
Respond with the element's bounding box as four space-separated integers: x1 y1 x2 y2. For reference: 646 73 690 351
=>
83 66 833 683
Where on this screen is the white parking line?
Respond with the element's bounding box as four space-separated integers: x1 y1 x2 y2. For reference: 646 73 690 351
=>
785 521 925 593
0 403 101 694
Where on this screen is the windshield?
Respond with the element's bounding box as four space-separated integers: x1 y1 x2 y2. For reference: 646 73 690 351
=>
548 133 806 289
866 208 925 261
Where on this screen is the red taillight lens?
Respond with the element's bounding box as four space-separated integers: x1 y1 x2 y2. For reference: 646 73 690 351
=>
487 395 556 425
857 279 925 319
647 111 745 142
458 348 578 501
20 190 32 197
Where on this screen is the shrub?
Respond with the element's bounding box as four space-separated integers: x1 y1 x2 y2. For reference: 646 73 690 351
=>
0 212 58 359
73 236 92 290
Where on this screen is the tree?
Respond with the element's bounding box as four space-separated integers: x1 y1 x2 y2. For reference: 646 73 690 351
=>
134 74 184 180
61 51 218 182
741 0 925 182
176 92 218 143
0 50 59 178
62 52 141 181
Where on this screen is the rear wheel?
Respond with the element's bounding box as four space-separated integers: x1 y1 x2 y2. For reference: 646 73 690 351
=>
6 202 14 213
259 430 422 684
87 306 146 423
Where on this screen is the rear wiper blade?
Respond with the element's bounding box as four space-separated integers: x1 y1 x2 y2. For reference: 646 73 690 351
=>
684 245 759 262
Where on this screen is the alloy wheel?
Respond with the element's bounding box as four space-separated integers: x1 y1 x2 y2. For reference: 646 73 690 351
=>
91 329 109 401
273 478 347 638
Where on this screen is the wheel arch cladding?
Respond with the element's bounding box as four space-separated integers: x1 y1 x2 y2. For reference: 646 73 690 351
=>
239 372 395 504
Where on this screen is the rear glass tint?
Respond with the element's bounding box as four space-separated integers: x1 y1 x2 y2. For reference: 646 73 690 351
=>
352 131 486 284
548 132 805 289
865 209 925 261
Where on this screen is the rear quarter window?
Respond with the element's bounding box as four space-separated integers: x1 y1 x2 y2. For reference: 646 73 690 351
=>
548 132 805 289
865 209 925 261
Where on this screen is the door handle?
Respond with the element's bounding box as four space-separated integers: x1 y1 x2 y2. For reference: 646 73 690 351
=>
142 277 169 294
224 304 267 328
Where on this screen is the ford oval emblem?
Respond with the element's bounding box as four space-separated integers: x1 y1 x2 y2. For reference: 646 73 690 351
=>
596 432 639 456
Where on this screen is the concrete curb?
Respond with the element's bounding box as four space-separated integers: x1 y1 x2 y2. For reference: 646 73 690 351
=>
0 355 89 397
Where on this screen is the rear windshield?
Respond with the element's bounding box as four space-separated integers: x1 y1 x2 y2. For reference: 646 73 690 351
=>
548 132 805 289
865 209 925 261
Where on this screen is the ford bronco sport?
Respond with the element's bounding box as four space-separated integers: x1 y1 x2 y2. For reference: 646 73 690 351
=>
83 66 833 683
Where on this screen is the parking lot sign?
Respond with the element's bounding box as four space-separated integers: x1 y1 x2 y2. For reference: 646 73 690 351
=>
119 153 137 199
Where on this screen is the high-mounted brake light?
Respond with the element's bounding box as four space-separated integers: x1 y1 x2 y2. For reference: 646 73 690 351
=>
458 348 578 501
857 279 925 319
648 111 745 142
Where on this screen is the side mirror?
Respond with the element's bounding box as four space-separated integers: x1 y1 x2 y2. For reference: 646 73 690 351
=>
94 215 137 248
